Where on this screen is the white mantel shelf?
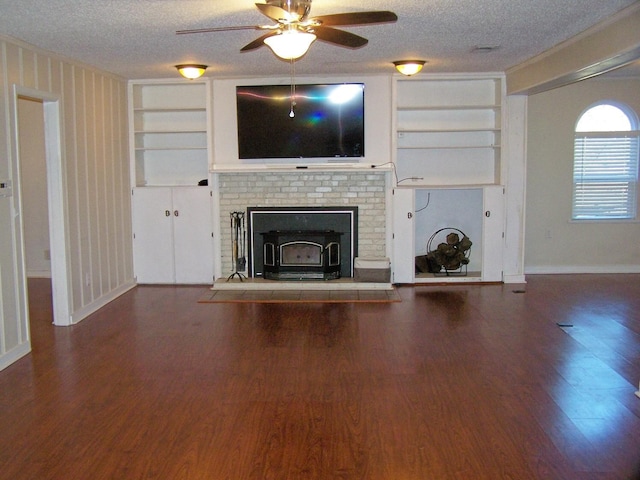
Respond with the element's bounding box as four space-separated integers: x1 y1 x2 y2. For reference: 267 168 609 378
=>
211 163 393 173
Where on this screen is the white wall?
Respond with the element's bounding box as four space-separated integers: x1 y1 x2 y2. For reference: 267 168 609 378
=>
525 76 640 273
0 36 134 370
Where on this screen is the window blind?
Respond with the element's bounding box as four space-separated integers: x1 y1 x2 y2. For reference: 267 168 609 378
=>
572 131 639 219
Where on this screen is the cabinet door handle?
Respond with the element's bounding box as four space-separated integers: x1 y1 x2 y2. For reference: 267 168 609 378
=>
407 212 413 219
165 210 171 217
174 210 179 217
485 210 491 217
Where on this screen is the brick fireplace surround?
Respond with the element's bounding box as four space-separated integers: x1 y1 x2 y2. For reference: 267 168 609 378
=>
213 169 390 278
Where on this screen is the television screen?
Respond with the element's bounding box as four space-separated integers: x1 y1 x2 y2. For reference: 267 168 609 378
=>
236 83 365 159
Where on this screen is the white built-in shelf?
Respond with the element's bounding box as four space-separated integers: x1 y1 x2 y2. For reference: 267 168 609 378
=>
396 145 500 150
391 75 506 284
134 129 207 133
133 107 206 112
134 148 208 153
414 272 482 283
397 105 500 111
129 80 210 187
394 75 504 187
395 181 499 189
398 128 501 132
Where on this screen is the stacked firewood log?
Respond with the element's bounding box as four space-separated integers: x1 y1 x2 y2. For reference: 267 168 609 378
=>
427 231 472 272
411 231 472 275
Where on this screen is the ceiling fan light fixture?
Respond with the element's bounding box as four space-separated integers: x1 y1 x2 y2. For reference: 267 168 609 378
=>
393 60 426 76
264 30 316 60
175 64 208 79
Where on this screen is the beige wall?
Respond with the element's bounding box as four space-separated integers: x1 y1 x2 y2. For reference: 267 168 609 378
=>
17 97 50 277
0 36 134 370
525 76 640 273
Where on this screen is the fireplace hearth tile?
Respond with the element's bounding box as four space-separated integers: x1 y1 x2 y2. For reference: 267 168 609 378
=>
198 287 401 304
299 290 332 300
211 277 393 291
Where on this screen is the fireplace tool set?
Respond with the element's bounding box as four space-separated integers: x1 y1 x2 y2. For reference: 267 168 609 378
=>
227 211 247 281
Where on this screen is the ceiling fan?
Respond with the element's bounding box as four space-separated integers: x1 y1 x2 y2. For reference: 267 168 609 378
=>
176 0 398 60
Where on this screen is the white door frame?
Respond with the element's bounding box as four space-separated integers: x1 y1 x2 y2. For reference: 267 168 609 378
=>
13 86 71 326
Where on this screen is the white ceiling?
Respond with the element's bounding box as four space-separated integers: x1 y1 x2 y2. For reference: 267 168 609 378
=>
0 0 638 80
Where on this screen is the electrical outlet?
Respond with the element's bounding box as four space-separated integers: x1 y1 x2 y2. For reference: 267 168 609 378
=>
545 229 552 239
0 179 12 198
85 272 91 287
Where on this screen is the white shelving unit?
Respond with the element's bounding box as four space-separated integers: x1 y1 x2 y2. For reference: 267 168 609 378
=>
129 80 211 187
394 75 502 187
392 74 505 283
128 79 214 284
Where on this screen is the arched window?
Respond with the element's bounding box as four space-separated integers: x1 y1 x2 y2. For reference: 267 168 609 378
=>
573 102 639 220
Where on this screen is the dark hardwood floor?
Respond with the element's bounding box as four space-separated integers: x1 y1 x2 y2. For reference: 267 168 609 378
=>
1 275 639 479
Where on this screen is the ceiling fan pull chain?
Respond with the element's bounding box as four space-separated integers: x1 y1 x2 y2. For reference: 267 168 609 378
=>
289 58 297 117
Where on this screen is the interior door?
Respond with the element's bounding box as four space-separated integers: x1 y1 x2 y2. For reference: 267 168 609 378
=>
132 187 175 283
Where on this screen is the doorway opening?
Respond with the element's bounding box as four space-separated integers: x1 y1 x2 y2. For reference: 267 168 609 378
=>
15 87 70 326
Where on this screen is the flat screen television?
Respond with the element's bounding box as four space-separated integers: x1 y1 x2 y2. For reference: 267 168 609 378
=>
236 83 365 160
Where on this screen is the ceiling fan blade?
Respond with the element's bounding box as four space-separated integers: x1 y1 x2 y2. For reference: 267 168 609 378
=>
312 11 398 27
240 31 278 51
176 25 261 35
312 26 368 49
255 3 296 22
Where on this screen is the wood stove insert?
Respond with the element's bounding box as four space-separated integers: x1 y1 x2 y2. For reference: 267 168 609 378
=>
248 207 357 279
262 230 342 280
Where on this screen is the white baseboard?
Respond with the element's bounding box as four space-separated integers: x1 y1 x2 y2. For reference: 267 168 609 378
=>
0 341 31 372
27 271 52 278
525 265 640 275
69 281 136 325
503 274 526 284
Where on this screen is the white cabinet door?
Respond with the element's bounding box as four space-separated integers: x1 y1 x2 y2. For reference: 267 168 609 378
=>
481 185 505 282
132 186 214 284
392 188 415 283
132 187 175 283
172 187 213 284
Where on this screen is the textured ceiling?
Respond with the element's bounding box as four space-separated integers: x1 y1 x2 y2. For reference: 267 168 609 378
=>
0 0 638 79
